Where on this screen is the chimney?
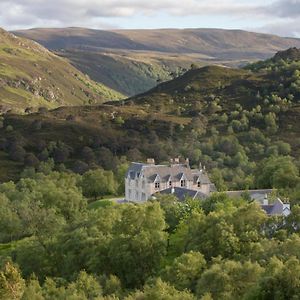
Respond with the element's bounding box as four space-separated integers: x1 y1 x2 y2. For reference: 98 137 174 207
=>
263 194 268 205
170 158 174 164
174 157 180 164
185 158 190 166
171 187 175 194
146 158 155 165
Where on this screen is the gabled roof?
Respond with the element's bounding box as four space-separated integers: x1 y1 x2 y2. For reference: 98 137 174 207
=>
261 198 290 216
126 162 145 179
192 171 211 184
126 162 214 186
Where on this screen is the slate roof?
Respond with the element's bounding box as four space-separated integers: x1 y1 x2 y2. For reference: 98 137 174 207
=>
125 162 144 179
226 189 274 203
261 198 289 216
158 187 209 201
126 162 212 185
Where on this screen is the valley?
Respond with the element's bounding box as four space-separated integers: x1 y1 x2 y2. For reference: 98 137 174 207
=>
14 27 300 96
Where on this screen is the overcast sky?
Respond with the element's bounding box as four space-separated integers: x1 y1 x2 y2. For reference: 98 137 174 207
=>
0 0 299 37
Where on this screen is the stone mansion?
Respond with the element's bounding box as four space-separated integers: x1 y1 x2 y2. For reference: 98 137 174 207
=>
124 158 291 217
125 158 216 202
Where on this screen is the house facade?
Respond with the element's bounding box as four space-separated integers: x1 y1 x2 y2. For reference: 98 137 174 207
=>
125 159 290 217
125 158 216 202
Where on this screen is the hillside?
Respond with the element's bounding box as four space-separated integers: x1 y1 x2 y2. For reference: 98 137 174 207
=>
0 28 123 113
0 48 299 190
14 27 300 96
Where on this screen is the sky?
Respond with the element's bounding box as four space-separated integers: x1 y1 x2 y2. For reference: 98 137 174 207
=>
0 0 299 37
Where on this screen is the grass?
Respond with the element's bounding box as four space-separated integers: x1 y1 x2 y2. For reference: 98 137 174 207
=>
88 196 124 209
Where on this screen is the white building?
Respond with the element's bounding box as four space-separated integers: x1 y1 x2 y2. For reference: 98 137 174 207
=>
125 158 216 202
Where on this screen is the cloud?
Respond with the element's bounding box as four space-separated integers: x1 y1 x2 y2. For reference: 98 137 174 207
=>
256 19 300 38
0 0 299 37
266 0 300 18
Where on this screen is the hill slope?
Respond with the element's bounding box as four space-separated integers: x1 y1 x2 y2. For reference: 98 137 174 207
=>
0 48 300 188
14 28 300 96
0 28 123 113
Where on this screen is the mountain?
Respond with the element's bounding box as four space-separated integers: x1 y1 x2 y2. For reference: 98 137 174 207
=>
14 27 300 96
1 48 300 187
0 28 124 113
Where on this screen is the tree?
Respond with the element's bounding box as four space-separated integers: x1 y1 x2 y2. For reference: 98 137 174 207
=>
108 203 167 287
125 278 196 300
0 262 25 300
246 257 300 299
81 169 117 199
67 271 102 299
161 251 206 292
9 146 26 162
255 156 300 189
24 153 39 168
81 146 96 164
21 277 43 300
196 259 263 300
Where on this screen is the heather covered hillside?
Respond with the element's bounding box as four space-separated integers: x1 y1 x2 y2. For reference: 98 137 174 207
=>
0 28 124 113
0 49 300 192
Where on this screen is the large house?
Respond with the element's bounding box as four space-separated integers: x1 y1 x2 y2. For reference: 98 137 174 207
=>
125 159 291 216
125 158 216 202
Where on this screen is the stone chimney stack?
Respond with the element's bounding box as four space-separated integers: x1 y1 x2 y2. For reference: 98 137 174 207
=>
146 158 155 165
174 157 180 164
171 187 175 194
263 194 269 205
185 158 190 166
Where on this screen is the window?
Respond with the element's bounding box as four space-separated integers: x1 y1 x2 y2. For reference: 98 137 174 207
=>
136 179 139 187
142 180 145 189
197 181 201 188
169 181 172 187
155 182 160 189
142 193 146 201
136 191 139 200
129 189 132 198
180 180 186 187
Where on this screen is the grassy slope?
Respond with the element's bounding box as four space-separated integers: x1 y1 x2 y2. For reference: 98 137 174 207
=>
0 28 124 112
14 28 300 96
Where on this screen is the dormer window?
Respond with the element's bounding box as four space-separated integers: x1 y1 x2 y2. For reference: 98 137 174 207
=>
197 181 201 188
180 180 186 187
169 181 172 187
155 182 160 189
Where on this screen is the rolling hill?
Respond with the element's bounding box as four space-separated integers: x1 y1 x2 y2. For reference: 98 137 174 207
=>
0 48 300 188
14 27 300 96
0 28 124 113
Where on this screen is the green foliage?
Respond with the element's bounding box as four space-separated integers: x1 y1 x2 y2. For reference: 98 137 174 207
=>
125 278 196 300
81 169 117 199
255 156 300 188
0 262 25 300
161 251 206 292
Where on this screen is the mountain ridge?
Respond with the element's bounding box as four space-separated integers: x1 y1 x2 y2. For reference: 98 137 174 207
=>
13 27 300 96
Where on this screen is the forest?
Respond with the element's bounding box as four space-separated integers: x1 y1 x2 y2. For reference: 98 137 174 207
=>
1 165 300 299
1 49 300 299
